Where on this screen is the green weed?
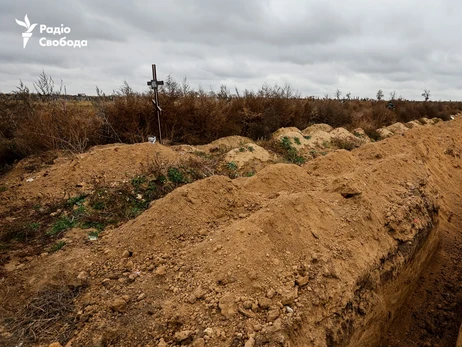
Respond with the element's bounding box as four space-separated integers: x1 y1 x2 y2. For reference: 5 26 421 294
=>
167 167 186 183
47 216 75 236
227 161 238 171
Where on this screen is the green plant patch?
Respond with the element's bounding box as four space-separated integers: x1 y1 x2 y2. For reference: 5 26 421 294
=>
66 194 86 207
47 216 75 236
227 161 238 171
167 167 186 183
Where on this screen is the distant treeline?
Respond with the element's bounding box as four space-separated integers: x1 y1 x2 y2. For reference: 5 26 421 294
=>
1 74 461 172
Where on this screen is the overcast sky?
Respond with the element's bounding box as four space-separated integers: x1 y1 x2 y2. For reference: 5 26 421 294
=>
1 0 461 100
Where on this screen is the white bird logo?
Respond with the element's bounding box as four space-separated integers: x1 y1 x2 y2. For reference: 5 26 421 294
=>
15 14 38 49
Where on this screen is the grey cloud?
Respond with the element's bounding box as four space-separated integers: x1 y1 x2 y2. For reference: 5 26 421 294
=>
0 0 461 99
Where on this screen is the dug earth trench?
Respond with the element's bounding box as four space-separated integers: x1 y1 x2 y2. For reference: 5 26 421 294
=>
1 119 462 346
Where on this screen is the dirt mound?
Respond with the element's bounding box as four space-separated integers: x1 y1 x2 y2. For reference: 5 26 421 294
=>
405 120 422 129
271 128 307 147
1 143 180 202
329 127 368 147
196 136 253 153
377 122 409 139
224 144 276 168
302 124 334 135
1 119 462 347
273 126 368 155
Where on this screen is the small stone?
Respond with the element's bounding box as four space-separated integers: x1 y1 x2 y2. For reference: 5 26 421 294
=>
193 286 206 299
295 275 309 287
137 293 146 301
204 327 214 336
174 330 192 342
122 250 131 258
125 260 134 270
219 294 238 319
267 309 280 322
243 300 253 309
267 288 276 299
259 297 272 309
48 343 63 347
239 306 256 318
281 288 298 305
267 318 283 333
187 294 197 304
244 337 256 347
286 306 294 313
155 266 167 276
157 338 167 347
109 298 127 313
77 271 88 281
192 338 205 347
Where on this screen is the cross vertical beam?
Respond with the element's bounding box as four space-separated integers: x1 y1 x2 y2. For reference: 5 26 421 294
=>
147 64 164 144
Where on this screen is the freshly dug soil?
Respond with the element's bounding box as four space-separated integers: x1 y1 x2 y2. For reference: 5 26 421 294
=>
0 118 461 347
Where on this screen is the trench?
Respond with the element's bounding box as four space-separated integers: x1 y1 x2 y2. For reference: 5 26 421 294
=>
382 210 462 347
307 186 462 347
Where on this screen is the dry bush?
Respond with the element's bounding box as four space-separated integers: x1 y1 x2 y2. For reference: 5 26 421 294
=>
1 74 462 170
7 285 80 345
14 101 101 154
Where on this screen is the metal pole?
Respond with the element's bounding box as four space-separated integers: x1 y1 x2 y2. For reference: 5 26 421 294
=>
152 64 162 144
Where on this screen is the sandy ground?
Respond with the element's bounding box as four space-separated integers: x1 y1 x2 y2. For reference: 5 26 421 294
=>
0 118 461 347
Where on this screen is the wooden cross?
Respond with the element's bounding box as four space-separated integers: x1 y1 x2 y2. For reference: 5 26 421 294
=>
147 64 164 144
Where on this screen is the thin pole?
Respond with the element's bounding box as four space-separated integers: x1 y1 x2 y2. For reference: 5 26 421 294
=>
152 64 162 144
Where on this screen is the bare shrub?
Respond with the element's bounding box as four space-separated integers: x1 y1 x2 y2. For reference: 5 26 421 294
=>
1 74 462 170
7 285 81 344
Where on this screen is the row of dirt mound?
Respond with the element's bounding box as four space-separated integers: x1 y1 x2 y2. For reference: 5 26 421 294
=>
0 117 444 209
0 116 461 346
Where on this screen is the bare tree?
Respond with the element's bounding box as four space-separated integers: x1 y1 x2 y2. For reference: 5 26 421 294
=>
422 89 430 102
389 91 396 100
335 89 342 100
376 89 384 101
345 92 351 100
33 70 55 97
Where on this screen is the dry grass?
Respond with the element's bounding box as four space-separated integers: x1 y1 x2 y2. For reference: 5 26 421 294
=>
1 74 461 169
6 285 80 345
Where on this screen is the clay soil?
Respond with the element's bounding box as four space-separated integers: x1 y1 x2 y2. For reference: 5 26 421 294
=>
0 118 461 347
